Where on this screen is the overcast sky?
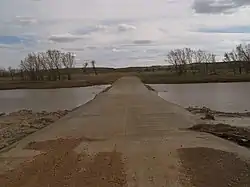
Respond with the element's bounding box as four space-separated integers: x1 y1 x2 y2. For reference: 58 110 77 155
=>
0 0 250 68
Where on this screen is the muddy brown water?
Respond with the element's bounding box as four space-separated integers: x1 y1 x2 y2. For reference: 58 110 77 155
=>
0 82 249 113
150 82 250 113
0 85 109 113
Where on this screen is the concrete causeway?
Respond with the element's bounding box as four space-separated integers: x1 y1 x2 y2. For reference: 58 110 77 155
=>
1 76 250 187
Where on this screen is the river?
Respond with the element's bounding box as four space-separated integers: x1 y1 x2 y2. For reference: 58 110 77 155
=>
0 82 249 113
150 82 250 113
0 85 109 113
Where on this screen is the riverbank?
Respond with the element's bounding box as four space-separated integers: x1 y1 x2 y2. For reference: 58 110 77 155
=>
140 72 250 84
190 123 250 148
0 79 110 90
0 109 69 151
186 106 250 117
1 71 250 90
187 106 250 148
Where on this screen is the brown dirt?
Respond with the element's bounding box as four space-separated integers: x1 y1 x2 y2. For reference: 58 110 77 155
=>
178 147 250 187
189 123 250 148
0 110 69 151
0 138 127 187
186 106 250 117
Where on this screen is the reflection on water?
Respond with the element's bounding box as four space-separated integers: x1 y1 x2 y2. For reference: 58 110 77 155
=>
0 85 109 113
150 82 250 113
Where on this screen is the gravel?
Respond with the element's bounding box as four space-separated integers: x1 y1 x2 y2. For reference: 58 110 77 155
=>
0 138 127 187
0 109 70 151
179 147 250 187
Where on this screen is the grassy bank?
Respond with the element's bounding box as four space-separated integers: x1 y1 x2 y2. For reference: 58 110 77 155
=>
0 80 109 90
0 72 136 90
1 70 250 90
138 72 250 84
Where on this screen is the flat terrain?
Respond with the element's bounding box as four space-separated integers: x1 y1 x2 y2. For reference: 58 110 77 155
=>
2 66 250 90
0 77 250 187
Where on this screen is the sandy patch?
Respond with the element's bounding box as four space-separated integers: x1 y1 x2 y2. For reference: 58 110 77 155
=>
0 138 127 187
179 147 250 187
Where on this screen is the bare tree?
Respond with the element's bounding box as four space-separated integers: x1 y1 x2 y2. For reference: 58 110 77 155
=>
184 48 194 74
166 48 195 75
0 67 7 78
30 52 44 80
193 50 207 74
20 60 27 80
62 52 75 80
82 62 88 73
46 50 62 80
236 44 250 62
193 50 206 63
197 51 216 74
165 49 187 75
176 49 187 74
236 44 250 73
166 50 177 73
39 52 51 80
20 54 36 80
19 49 79 81
223 44 250 74
166 48 216 75
8 67 15 80
91 60 97 75
224 51 239 74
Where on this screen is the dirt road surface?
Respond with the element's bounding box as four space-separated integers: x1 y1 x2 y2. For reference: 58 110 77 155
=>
1 77 250 187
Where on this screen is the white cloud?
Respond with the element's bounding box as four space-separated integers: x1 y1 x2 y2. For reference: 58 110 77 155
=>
15 16 37 24
118 24 136 32
112 48 129 52
95 24 109 31
112 48 120 52
48 33 88 43
61 47 85 51
1 0 250 67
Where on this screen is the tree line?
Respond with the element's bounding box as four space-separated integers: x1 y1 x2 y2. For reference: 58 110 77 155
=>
0 49 97 81
165 48 216 75
1 44 250 80
20 50 76 81
223 44 250 74
165 43 250 75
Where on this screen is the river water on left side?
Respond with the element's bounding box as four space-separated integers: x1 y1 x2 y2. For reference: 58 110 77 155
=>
0 85 110 113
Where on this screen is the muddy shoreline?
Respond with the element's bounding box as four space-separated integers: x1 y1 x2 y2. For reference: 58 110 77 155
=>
190 123 250 148
0 109 70 151
187 106 250 148
186 106 250 118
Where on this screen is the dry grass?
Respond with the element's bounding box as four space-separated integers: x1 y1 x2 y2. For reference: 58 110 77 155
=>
1 70 250 90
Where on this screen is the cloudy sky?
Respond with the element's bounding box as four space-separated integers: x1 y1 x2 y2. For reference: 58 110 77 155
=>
0 0 250 68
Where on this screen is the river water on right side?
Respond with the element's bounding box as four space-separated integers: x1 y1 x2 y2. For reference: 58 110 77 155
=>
150 82 250 113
